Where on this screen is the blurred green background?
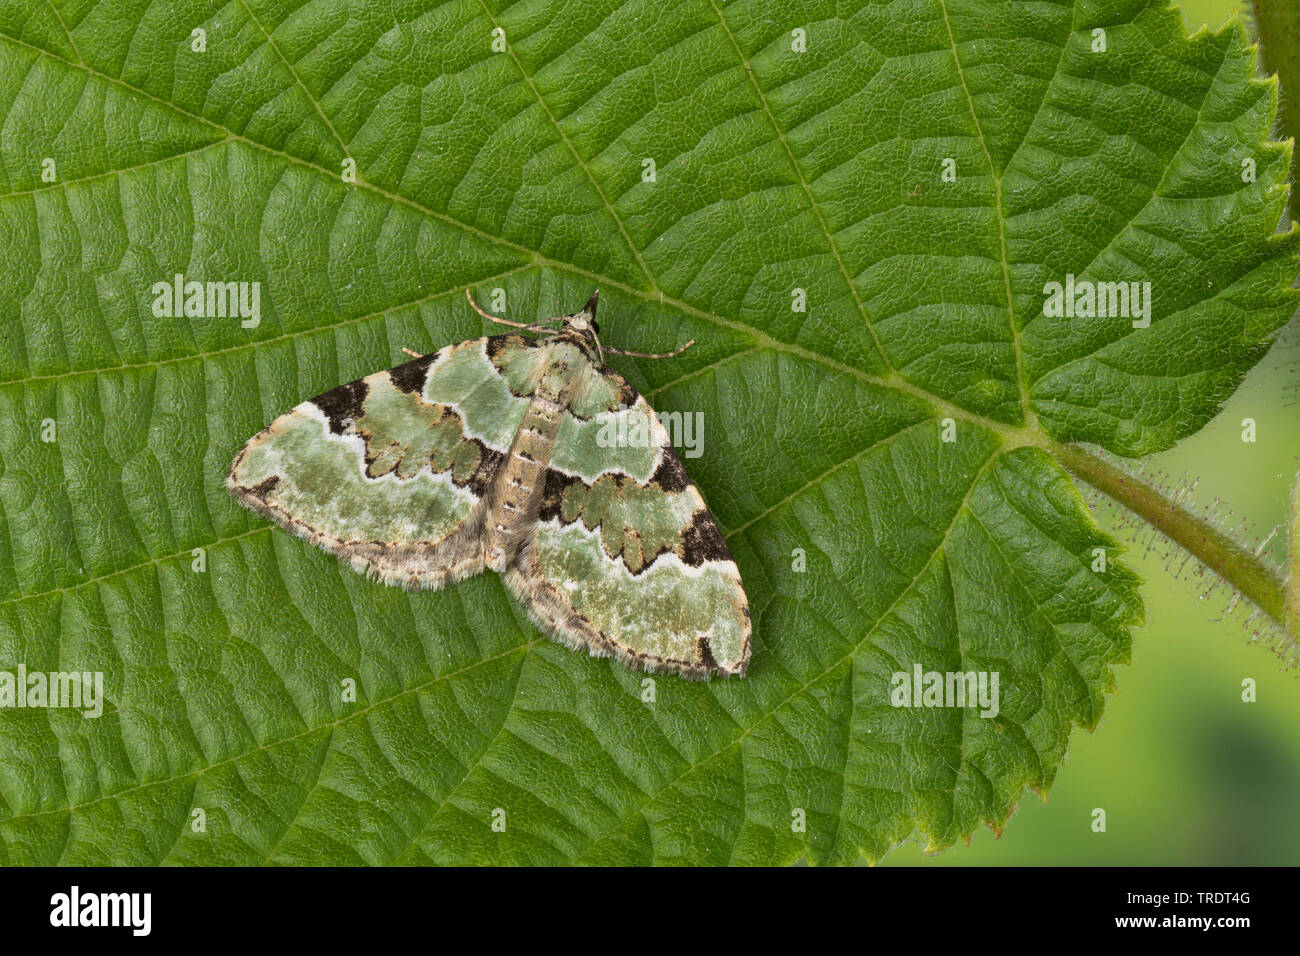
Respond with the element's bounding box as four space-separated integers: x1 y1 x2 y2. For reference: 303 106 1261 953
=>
886 0 1300 865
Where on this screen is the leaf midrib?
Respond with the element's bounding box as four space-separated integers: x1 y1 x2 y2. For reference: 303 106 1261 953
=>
472 0 658 293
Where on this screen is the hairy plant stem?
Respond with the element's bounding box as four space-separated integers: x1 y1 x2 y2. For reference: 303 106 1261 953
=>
1288 472 1300 640
1052 442 1291 638
1032 6 1296 644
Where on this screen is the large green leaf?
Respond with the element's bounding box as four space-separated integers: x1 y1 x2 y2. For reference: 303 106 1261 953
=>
0 0 1294 865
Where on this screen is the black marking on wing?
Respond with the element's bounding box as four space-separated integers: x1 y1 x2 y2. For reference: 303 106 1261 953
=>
486 333 539 362
244 475 280 501
649 448 690 493
389 351 438 395
612 375 639 409
696 635 718 670
311 379 368 433
681 510 732 566
466 446 506 498
538 468 572 523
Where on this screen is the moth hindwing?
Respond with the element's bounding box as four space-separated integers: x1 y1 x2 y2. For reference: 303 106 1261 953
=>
227 293 750 678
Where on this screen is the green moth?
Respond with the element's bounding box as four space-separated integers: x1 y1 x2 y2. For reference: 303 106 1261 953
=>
227 291 751 678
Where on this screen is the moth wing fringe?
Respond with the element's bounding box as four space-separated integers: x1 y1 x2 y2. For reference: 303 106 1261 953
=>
511 596 735 681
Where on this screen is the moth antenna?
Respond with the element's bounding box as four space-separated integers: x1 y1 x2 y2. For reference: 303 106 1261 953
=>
402 347 424 359
604 339 695 359
465 287 525 327
465 289 559 337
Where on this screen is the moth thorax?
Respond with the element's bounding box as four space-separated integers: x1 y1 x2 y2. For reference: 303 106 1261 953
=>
554 329 599 363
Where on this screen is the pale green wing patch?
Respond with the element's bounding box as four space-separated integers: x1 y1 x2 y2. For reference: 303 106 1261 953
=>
421 335 538 451
550 391 662 482
229 403 478 548
568 360 627 420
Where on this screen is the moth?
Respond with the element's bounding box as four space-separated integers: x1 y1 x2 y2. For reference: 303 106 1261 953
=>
227 290 751 678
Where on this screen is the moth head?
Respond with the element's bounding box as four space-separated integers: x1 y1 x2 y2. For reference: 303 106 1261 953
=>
565 290 600 333
464 286 692 364
559 290 606 362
